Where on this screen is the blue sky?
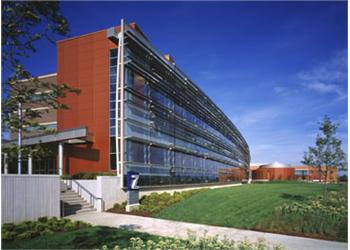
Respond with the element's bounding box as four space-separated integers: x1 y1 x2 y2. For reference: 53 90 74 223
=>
6 1 347 166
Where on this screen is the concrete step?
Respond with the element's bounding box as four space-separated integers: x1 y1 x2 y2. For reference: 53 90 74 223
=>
63 203 93 210
63 207 96 216
62 200 91 205
60 193 81 198
60 192 83 197
60 197 86 202
60 196 84 201
60 180 96 217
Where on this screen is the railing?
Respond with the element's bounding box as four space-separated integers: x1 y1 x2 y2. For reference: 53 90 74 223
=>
65 178 105 212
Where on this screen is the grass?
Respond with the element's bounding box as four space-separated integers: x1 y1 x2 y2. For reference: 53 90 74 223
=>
156 182 346 230
2 226 165 249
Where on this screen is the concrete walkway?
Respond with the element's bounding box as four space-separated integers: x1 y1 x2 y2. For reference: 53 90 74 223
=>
68 212 347 250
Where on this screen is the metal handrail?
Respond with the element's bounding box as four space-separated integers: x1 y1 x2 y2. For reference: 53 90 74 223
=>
65 178 105 211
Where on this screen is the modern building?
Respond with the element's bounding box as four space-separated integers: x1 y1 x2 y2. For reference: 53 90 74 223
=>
251 162 337 182
5 20 250 188
293 165 338 182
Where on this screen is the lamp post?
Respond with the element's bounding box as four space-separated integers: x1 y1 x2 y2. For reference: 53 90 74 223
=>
17 102 22 174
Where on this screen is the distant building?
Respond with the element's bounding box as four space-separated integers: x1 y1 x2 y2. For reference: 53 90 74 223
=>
10 73 58 140
251 162 338 182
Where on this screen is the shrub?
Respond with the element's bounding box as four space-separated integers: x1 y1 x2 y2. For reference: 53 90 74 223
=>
63 222 77 231
1 217 91 242
100 232 285 250
338 175 347 182
41 229 54 236
13 223 29 234
2 231 17 241
135 189 208 215
2 223 15 231
71 172 117 180
17 232 32 240
34 222 46 232
257 189 348 241
113 201 127 209
38 217 48 223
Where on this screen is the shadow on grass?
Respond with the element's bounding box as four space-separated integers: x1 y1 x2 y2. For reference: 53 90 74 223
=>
71 226 163 249
280 193 306 201
119 224 142 230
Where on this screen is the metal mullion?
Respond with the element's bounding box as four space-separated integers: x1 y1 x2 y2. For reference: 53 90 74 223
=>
126 28 246 150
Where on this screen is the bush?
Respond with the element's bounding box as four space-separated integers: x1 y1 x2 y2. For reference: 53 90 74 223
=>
2 223 15 231
100 232 285 250
38 216 48 223
71 172 117 180
110 189 207 215
1 217 91 242
63 222 77 231
113 202 127 209
17 232 32 240
256 189 348 241
2 231 17 241
136 189 208 215
338 175 347 182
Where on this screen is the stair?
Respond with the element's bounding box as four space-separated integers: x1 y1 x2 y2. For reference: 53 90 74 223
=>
60 181 96 216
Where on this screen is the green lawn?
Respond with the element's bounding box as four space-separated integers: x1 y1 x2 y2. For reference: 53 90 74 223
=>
2 226 164 249
156 182 346 229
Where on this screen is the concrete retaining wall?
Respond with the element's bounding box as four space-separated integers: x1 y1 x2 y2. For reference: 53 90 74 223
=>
139 183 242 197
66 177 242 209
65 176 126 211
2 174 60 224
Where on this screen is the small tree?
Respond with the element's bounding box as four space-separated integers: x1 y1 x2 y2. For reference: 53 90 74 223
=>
2 2 79 172
302 116 347 182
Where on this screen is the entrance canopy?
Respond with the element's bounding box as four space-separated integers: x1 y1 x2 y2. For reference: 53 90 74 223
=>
3 127 93 175
3 127 92 147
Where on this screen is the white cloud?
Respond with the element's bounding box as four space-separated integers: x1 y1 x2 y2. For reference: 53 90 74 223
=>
304 82 342 94
298 49 347 100
274 86 286 94
273 86 299 96
235 107 282 127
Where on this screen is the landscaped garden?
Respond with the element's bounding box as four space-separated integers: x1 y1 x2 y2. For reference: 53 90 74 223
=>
110 182 347 242
2 182 347 249
2 217 284 249
1 216 168 249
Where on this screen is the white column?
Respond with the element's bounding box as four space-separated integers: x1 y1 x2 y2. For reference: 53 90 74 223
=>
248 169 252 184
58 142 64 176
28 152 32 175
4 153 8 174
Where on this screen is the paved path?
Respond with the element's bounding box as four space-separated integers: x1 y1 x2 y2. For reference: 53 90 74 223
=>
68 212 347 250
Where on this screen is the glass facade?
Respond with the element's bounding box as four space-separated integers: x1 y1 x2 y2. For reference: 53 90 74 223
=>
109 25 250 187
295 170 308 176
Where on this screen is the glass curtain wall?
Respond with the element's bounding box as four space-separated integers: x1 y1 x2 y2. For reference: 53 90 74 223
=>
109 25 250 187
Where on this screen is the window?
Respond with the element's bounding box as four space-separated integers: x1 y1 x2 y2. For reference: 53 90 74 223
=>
295 170 307 176
150 146 165 165
110 49 117 58
127 140 146 163
134 73 146 94
110 48 119 166
110 137 116 153
110 58 117 66
110 153 116 170
125 68 146 95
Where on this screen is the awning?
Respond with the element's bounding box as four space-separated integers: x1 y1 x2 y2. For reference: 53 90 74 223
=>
3 127 92 147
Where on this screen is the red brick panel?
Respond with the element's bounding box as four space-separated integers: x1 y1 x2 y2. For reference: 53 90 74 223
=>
57 29 117 175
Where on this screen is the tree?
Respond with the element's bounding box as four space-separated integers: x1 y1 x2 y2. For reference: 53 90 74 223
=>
2 2 79 172
302 116 347 182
